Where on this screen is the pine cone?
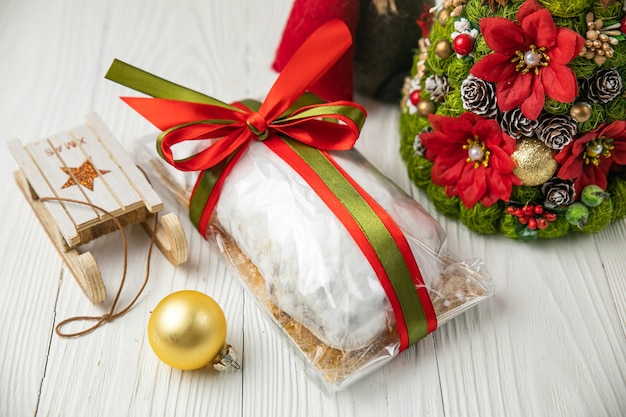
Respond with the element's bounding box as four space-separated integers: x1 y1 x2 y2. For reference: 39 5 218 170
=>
461 75 497 118
536 115 577 150
542 178 576 208
413 127 432 156
425 74 450 102
498 108 538 139
583 68 623 104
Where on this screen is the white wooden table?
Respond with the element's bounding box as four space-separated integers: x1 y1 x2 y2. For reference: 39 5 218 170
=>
0 1 624 416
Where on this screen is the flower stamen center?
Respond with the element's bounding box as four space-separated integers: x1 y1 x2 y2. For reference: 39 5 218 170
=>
463 137 490 168
584 136 614 166
512 45 550 75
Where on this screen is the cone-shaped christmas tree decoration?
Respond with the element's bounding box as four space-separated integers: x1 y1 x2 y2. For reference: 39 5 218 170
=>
399 0 626 241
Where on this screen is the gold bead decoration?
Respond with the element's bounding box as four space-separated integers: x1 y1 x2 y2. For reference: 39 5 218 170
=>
417 99 436 117
511 138 558 186
570 102 592 123
434 39 453 59
579 12 621 65
437 9 451 26
148 290 238 371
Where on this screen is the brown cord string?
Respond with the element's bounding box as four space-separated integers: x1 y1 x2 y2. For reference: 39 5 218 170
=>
39 197 158 338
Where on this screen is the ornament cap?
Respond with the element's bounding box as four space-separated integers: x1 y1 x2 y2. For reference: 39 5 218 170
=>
213 344 240 371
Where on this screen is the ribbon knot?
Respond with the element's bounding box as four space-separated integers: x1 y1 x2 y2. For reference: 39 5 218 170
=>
246 112 269 140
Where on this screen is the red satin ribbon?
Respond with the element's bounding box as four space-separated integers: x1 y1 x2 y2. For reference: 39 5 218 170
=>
121 19 364 175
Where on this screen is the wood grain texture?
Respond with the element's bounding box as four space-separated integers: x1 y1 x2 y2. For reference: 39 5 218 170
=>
0 0 625 416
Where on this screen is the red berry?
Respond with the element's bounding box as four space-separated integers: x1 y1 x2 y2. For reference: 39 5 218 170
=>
506 206 516 215
410 90 421 105
621 16 626 34
537 218 549 230
528 217 537 229
534 205 544 215
519 217 528 225
452 33 475 56
544 212 557 222
514 208 523 217
523 205 534 216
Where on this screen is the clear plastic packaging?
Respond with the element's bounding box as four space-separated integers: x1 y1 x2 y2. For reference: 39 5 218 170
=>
136 138 494 391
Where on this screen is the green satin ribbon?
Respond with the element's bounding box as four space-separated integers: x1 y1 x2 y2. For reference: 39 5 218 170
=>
106 59 226 106
283 139 430 345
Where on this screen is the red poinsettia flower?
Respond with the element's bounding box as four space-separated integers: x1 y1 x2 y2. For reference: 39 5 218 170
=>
470 0 584 120
421 112 521 208
555 121 626 192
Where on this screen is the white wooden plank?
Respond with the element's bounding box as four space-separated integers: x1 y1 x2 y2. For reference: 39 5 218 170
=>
433 232 626 417
594 219 626 335
0 184 62 417
1 0 625 417
49 130 122 216
85 113 163 213
0 0 108 414
24 137 99 228
69 122 145 213
7 138 80 246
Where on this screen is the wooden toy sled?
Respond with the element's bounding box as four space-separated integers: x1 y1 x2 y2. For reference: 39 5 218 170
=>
8 113 188 304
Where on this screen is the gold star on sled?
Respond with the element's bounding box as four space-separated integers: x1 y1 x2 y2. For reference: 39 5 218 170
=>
61 159 110 191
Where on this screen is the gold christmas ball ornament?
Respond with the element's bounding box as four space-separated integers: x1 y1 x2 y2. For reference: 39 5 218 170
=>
437 9 451 26
417 99 437 117
569 102 592 123
511 138 558 186
434 39 453 59
147 290 239 371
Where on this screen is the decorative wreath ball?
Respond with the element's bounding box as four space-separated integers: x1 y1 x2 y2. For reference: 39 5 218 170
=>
400 0 626 240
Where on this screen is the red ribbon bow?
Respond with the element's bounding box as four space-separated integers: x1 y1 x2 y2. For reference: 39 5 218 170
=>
119 19 366 175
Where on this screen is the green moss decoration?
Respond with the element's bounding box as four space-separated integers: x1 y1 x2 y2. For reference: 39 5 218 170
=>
509 185 542 204
464 1 491 22
427 183 461 218
428 18 450 43
406 155 434 189
465 0 521 22
543 97 570 116
499 214 521 239
410 53 420 78
537 0 588 17
605 96 626 123
552 16 585 33
399 133 415 162
569 56 599 80
424 19 456 76
458 202 503 234
438 89 464 117
495 1 523 20
472 37 492 63
579 197 613 233
426 45 451 75
607 176 626 220
447 58 472 89
593 0 622 20
399 112 430 150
